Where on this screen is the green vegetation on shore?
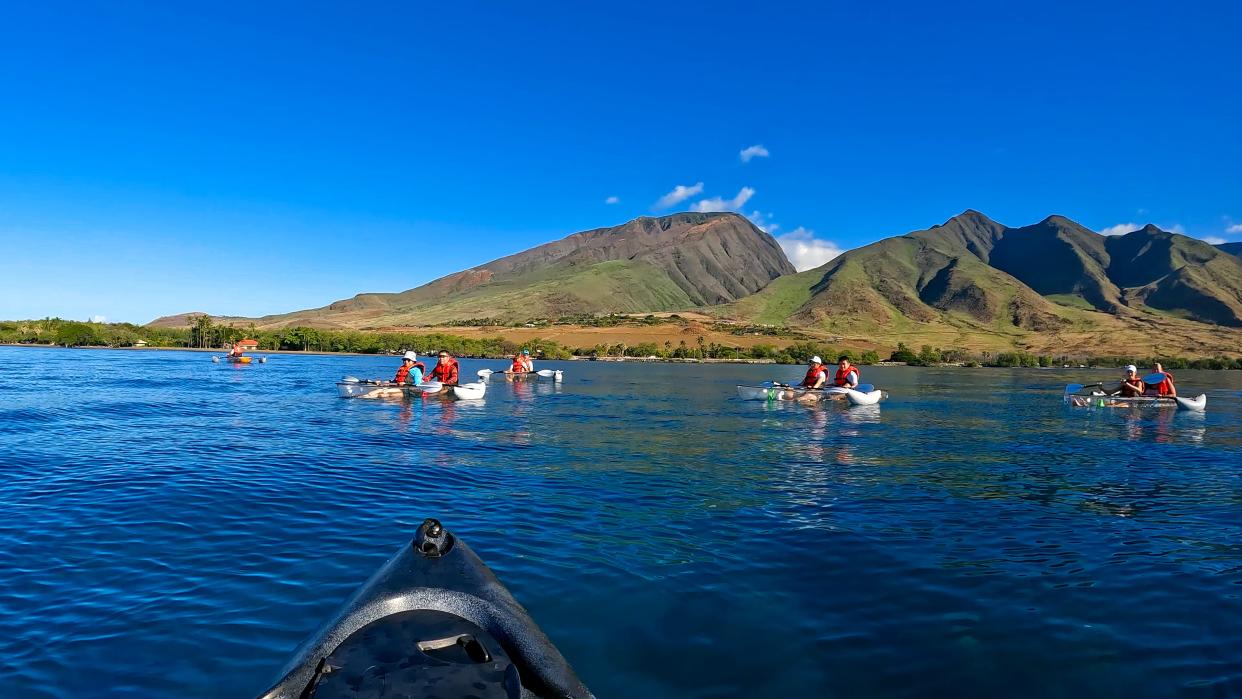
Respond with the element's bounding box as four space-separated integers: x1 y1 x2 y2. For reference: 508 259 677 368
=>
6 317 1240 369
887 342 1242 370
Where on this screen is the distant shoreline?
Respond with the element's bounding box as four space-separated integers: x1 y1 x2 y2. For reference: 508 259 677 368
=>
0 343 779 364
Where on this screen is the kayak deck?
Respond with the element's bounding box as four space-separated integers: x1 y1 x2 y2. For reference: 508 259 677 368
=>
736 384 886 406
336 380 444 398
1064 390 1207 411
258 519 592 699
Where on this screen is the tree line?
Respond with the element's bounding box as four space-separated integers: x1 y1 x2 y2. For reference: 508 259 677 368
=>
4 318 1239 368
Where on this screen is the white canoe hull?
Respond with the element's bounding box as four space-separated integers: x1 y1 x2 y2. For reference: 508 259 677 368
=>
843 389 885 406
451 382 487 400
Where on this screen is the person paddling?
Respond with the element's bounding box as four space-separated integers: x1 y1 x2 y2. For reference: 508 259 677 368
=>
1144 362 1176 398
426 350 460 386
1116 364 1143 397
508 349 533 374
393 351 425 386
227 341 245 358
800 356 828 389
833 356 860 389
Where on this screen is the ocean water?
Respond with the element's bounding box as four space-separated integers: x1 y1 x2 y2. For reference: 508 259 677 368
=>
1 346 1240 698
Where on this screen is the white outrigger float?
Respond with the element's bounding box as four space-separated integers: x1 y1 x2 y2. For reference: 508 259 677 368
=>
1063 381 1206 411
736 382 887 406
450 381 487 400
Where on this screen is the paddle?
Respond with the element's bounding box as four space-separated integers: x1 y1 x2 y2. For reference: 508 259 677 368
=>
478 368 559 378
1064 382 1103 395
766 381 874 393
1142 372 1167 385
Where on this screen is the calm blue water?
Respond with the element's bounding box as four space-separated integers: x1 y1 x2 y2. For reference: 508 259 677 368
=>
1 346 1240 698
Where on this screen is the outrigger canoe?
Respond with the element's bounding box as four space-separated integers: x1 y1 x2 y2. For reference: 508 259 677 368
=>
337 377 444 398
737 382 887 406
257 518 593 699
1063 384 1206 411
212 355 267 364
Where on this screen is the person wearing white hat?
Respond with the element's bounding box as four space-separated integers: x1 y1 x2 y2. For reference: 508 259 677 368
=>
393 350 425 386
1116 364 1143 397
799 355 828 389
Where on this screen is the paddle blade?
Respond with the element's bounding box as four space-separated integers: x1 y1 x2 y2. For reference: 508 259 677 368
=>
1142 372 1166 385
1064 383 1083 394
856 383 874 393
477 369 493 377
537 369 556 377
342 376 360 384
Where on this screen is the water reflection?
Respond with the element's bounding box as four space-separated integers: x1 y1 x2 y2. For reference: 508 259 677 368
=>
1 350 1240 699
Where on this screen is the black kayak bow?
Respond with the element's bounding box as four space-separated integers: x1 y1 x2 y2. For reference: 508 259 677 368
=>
257 518 593 699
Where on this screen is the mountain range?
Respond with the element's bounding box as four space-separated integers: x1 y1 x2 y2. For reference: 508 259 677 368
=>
151 210 1242 355
727 211 1242 333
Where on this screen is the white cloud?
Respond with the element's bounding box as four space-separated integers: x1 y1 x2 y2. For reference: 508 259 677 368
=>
90 315 107 323
1228 223 1242 234
1099 222 1140 236
1166 223 1187 235
739 144 769 163
746 210 778 233
776 227 844 271
1204 236 1227 245
604 196 620 204
654 182 704 209
691 186 755 213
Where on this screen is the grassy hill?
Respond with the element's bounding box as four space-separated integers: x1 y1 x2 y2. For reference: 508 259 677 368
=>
716 210 1242 355
151 212 793 330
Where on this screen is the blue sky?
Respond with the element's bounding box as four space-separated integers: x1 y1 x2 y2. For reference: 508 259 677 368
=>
2 1 1239 323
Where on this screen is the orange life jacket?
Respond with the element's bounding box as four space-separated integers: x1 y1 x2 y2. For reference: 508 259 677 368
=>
834 365 859 387
801 365 826 387
428 358 459 385
394 361 425 384
511 357 526 372
1145 371 1174 396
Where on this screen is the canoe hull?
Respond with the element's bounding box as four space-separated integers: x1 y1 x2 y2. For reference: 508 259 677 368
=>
257 519 592 699
1064 392 1207 411
337 382 403 399
843 389 885 406
736 385 851 402
451 382 487 400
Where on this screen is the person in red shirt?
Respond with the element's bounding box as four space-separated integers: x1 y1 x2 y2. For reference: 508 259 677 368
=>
426 351 460 386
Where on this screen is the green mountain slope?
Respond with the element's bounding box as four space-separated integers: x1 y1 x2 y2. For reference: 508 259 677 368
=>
152 212 794 329
721 211 1242 333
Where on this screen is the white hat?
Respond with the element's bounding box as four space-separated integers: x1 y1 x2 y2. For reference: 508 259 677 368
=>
1124 364 1137 374
403 351 418 361
810 355 823 364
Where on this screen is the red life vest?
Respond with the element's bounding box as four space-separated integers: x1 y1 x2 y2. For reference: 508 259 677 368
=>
428 358 459 385
801 365 826 387
394 361 426 384
1145 371 1174 396
834 365 859 387
511 357 526 372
